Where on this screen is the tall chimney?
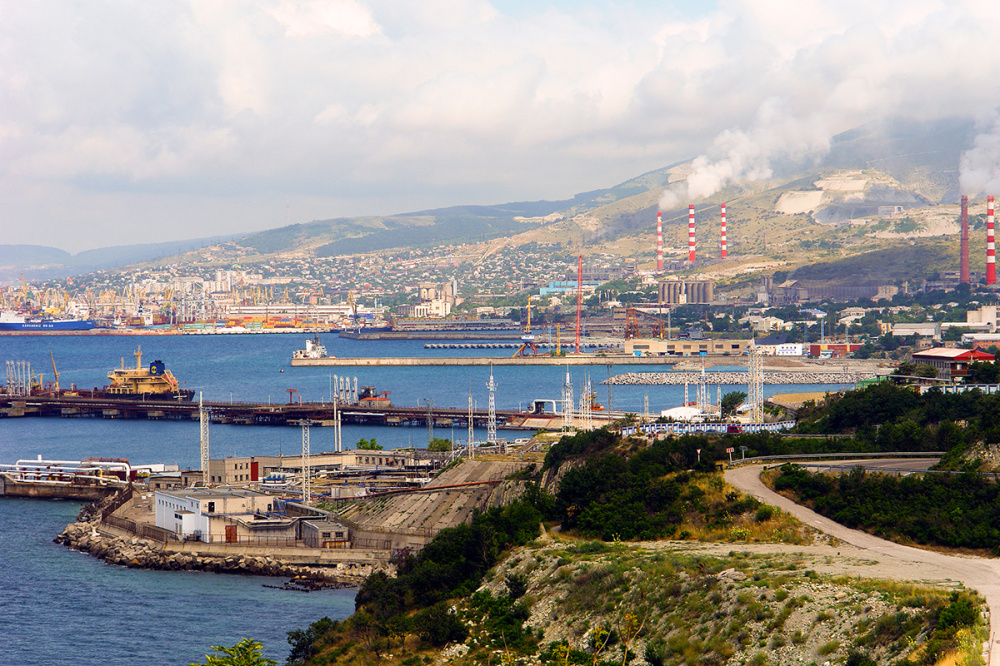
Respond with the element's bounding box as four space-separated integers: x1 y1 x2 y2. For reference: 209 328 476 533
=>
961 195 970 284
988 195 996 285
656 212 663 272
688 204 696 263
720 203 728 259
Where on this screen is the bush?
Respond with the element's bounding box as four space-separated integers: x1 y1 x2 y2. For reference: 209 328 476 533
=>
416 603 468 646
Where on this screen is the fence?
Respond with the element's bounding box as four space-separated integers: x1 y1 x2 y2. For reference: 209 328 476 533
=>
99 484 134 520
102 513 179 542
620 420 796 437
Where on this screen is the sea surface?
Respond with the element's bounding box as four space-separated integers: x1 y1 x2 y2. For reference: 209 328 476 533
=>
0 333 854 665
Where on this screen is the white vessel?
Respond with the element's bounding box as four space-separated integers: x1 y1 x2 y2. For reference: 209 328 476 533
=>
292 333 330 360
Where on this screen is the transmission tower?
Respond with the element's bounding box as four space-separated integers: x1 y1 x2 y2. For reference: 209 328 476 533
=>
333 395 342 452
300 420 311 504
486 366 497 446
579 375 593 430
199 392 210 480
424 398 434 443
468 385 475 459
562 366 574 429
747 346 765 423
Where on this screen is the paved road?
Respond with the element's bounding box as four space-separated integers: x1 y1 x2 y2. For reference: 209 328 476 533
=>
726 463 1000 666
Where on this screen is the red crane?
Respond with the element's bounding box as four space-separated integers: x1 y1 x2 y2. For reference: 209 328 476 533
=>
575 255 583 354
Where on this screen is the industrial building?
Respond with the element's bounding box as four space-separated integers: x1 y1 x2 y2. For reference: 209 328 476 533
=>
154 487 295 544
205 450 426 486
659 280 714 305
625 337 751 356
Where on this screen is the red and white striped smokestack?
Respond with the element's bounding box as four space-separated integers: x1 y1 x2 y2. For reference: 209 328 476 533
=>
961 195 970 284
720 203 728 259
656 211 663 272
688 204 696 263
988 195 995 285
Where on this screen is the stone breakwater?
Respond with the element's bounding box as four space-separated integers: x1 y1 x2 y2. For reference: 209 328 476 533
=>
54 521 374 584
607 371 877 386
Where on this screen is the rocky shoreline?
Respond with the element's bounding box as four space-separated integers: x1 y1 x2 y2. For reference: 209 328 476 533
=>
54 521 373 585
607 370 877 385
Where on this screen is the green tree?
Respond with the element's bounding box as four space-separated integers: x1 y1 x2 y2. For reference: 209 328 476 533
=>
721 391 747 418
356 438 383 450
428 437 452 452
966 360 1000 384
189 638 277 666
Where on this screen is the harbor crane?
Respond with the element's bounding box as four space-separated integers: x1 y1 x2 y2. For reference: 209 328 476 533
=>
511 297 539 357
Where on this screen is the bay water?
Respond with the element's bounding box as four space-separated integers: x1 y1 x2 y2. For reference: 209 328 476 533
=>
0 333 851 664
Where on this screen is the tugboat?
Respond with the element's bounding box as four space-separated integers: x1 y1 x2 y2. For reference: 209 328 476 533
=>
103 346 194 401
292 333 330 360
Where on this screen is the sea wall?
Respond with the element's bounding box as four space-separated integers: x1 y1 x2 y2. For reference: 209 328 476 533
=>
54 521 384 585
607 371 876 386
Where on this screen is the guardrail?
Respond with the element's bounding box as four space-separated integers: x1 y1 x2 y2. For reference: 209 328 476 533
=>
729 451 945 468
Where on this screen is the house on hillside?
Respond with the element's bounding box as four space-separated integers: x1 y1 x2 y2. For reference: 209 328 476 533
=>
910 348 995 381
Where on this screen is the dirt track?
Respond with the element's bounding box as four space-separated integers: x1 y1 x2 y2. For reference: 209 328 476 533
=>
725 464 1000 666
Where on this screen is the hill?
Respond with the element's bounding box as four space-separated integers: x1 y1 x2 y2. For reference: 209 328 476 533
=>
5 117 981 285
0 235 241 283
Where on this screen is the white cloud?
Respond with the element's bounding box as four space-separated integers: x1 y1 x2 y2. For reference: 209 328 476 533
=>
2 0 1000 250
266 0 381 39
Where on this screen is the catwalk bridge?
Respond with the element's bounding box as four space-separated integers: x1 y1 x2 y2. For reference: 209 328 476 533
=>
0 394 544 430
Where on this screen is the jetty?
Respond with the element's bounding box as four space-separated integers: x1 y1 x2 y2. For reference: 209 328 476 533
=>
0 394 577 430
290 354 675 367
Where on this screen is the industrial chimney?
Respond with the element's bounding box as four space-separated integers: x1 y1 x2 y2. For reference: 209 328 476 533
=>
988 195 995 285
656 211 663 272
688 205 696 263
961 195 970 284
720 203 728 259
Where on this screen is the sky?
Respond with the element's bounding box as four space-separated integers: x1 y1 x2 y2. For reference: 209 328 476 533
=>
4 0 1000 252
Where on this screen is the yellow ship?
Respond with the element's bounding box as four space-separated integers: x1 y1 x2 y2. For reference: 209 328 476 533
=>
105 347 194 401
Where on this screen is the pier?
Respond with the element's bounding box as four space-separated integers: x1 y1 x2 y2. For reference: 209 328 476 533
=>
0 394 558 430
290 354 675 367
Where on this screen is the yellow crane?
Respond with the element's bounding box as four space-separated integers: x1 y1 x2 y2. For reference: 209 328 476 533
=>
50 351 60 393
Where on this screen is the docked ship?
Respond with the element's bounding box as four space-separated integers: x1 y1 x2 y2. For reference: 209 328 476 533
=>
103 347 194 401
292 333 330 360
0 310 97 332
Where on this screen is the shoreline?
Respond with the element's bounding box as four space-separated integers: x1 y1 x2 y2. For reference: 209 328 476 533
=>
54 519 380 586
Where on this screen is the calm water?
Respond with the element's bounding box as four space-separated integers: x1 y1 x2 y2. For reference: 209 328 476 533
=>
0 333 852 664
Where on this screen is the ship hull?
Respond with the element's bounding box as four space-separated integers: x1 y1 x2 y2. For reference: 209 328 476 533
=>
0 320 96 331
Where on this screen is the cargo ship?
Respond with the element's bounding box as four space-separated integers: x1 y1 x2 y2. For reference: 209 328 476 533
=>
104 346 194 401
0 310 97 332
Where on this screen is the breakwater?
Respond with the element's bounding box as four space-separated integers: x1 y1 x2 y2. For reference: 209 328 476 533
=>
607 371 879 385
54 520 379 584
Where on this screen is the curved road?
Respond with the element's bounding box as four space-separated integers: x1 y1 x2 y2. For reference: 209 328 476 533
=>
726 463 1000 666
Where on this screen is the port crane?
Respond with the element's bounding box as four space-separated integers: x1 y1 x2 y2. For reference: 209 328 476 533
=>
511 297 539 357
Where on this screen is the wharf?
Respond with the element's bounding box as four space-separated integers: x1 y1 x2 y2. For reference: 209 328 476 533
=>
290 354 675 367
0 394 550 430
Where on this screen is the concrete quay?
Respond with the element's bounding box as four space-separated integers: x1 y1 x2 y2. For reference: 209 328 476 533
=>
609 370 878 386
291 354 676 367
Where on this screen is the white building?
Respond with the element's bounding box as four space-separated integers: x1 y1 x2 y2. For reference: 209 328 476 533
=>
154 488 286 543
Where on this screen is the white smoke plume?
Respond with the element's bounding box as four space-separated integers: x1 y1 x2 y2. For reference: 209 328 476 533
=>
660 102 833 211
960 113 1000 197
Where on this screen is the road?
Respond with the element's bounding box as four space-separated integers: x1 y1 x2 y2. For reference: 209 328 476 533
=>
726 463 1000 666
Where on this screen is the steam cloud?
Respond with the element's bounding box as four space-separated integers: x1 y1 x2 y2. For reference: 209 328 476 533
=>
660 104 834 211
960 113 1000 197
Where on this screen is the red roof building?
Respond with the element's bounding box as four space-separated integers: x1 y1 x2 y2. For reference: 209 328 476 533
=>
910 347 995 380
